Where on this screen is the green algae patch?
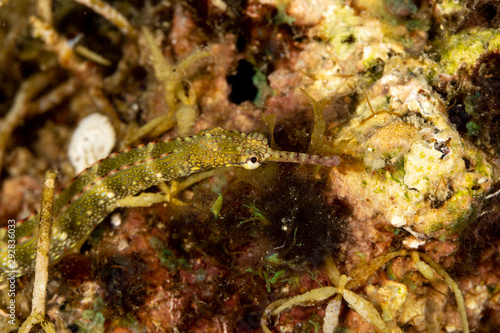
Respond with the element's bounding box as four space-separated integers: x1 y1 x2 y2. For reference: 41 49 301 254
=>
438 28 500 75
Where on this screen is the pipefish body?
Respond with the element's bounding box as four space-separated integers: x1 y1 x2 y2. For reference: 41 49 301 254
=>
0 127 340 281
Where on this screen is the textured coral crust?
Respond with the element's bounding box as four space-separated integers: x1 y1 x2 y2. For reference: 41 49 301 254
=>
0 127 340 281
331 62 494 238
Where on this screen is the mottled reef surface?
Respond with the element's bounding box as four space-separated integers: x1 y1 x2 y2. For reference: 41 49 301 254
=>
1 0 500 332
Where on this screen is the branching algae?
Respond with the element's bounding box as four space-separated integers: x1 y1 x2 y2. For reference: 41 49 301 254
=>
261 250 470 333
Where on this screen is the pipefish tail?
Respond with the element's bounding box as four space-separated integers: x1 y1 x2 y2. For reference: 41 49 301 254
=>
0 127 340 281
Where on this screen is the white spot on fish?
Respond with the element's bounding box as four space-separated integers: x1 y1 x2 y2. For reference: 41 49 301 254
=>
58 232 68 241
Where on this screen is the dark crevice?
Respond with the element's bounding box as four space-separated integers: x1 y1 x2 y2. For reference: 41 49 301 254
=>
227 59 258 105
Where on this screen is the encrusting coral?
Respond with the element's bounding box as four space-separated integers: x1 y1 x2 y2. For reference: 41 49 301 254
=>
1 0 500 332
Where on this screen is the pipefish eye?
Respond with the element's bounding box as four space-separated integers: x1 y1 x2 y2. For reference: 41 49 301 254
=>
242 154 261 170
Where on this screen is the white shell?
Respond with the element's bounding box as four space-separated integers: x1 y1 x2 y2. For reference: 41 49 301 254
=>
402 236 426 249
68 113 116 174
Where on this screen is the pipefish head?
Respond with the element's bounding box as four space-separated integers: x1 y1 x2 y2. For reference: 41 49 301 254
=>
188 128 272 171
235 130 342 169
189 127 341 171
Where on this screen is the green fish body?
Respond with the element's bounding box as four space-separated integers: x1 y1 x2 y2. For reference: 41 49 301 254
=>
0 127 340 281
